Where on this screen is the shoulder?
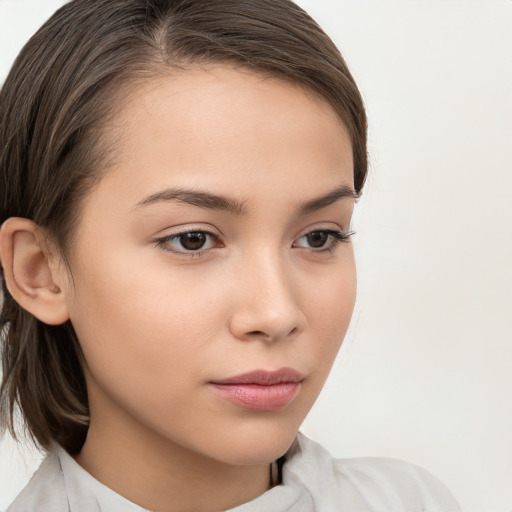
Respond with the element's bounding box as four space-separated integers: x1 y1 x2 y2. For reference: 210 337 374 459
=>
285 433 461 512
7 450 68 511
331 455 461 511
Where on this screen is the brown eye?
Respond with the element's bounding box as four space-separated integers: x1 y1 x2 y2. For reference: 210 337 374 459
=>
179 232 207 251
305 231 329 248
293 229 350 251
156 230 220 254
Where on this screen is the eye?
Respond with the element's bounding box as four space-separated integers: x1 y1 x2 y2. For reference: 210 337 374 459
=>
293 229 352 251
154 230 221 254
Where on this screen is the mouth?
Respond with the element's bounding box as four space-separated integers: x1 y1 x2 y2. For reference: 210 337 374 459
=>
208 368 304 411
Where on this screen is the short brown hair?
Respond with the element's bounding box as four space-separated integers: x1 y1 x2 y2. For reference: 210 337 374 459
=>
0 0 367 453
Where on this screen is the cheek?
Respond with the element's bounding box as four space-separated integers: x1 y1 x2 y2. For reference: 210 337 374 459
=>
66 251 227 398
308 252 356 317
307 258 357 359
283 260 356 425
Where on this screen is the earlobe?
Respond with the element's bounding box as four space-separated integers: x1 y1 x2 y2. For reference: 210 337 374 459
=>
0 217 70 325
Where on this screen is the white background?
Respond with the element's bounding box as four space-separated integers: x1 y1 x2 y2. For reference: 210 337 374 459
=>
1 1 511 511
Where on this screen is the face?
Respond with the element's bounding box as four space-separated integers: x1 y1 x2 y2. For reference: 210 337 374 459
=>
63 66 357 465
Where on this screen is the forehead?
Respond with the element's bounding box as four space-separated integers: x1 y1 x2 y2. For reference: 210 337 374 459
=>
91 65 354 210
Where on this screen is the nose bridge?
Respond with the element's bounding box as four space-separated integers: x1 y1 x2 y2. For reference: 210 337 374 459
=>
250 247 293 308
230 245 303 342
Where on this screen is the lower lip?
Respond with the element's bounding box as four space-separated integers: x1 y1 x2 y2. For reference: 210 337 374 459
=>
208 382 300 411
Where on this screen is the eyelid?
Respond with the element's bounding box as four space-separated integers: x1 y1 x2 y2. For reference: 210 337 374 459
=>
295 221 352 239
151 223 223 243
292 226 354 252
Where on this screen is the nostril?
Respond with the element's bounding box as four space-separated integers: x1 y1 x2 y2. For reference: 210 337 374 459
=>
248 330 266 337
246 327 298 339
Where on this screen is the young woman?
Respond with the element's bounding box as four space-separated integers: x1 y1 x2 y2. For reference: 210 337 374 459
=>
0 0 461 510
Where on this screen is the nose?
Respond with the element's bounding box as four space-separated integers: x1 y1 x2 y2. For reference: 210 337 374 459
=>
228 252 306 343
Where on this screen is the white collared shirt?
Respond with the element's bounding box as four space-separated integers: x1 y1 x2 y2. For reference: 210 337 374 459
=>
7 433 461 512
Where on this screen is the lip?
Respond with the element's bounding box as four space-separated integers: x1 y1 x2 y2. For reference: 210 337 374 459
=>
208 368 304 411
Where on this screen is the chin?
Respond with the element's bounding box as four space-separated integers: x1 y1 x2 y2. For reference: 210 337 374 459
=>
206 417 302 466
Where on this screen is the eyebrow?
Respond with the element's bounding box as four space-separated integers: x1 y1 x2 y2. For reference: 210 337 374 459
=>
134 184 357 215
134 188 247 215
296 184 358 216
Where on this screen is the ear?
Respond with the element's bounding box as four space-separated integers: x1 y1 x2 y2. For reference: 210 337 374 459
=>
0 217 70 325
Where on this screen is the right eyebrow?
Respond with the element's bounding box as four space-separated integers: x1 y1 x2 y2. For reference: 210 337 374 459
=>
133 188 247 215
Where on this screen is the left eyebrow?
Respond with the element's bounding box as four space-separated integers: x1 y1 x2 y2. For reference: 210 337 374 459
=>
296 184 358 216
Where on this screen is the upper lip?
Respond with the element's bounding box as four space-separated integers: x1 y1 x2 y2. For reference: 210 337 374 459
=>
210 368 304 385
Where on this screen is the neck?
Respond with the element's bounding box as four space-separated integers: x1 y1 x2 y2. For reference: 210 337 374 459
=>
75 393 272 511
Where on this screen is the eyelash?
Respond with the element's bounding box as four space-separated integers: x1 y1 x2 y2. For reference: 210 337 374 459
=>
153 228 222 257
293 229 354 254
153 228 354 257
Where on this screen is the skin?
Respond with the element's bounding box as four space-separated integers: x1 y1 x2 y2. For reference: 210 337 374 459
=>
1 66 357 511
